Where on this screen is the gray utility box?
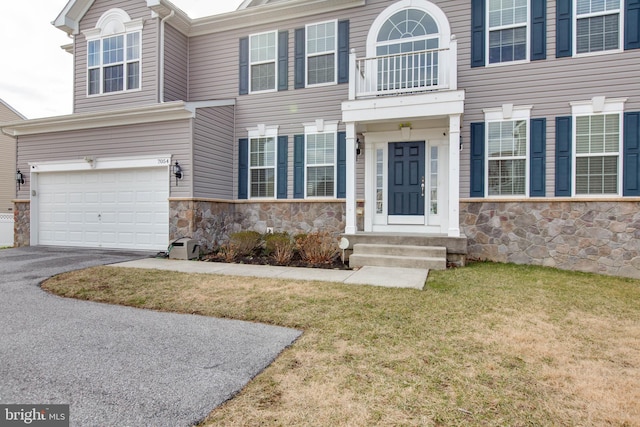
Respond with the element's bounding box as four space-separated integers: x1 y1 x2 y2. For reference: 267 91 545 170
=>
169 238 200 260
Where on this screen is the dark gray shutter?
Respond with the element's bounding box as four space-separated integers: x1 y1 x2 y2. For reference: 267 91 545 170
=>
625 0 640 50
471 0 486 67
278 31 288 91
239 37 249 95
470 122 485 197
530 118 546 196
294 28 305 89
337 132 346 198
277 136 288 198
238 138 249 199
294 134 305 198
338 20 350 84
531 0 547 60
556 0 573 57
555 116 572 196
623 112 640 195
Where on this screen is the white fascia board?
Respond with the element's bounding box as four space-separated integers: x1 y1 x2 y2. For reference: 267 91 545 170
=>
184 99 236 114
53 0 95 35
145 0 365 37
342 90 465 123
1 101 194 137
30 154 172 173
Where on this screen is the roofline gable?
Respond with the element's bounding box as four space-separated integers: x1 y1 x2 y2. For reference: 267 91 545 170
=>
53 0 96 35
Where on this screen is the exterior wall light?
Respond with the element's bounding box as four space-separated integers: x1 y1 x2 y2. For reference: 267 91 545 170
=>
172 161 183 186
16 170 24 190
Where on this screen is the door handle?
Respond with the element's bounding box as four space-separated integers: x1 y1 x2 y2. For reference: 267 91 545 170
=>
421 176 425 197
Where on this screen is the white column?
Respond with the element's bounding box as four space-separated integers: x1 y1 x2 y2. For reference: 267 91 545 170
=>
448 114 461 237
345 122 357 234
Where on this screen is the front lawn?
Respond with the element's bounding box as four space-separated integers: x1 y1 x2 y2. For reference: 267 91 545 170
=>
43 262 640 426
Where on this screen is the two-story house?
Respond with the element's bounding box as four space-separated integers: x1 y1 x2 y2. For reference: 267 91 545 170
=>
1 0 639 277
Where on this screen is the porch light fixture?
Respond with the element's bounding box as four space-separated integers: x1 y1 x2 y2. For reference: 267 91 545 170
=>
356 137 362 159
16 170 24 190
172 161 183 186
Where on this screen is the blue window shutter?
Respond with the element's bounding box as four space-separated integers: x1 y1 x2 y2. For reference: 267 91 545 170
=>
338 20 350 84
471 0 486 68
556 0 573 57
530 118 547 196
238 138 249 199
337 132 347 198
239 37 249 95
555 116 572 196
625 0 640 50
531 0 547 60
277 136 288 199
470 122 485 197
294 134 305 198
623 112 640 195
294 28 305 89
278 31 288 91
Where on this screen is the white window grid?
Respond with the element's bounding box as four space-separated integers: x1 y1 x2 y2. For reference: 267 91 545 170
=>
305 132 337 198
306 20 338 87
486 0 530 64
87 31 141 96
574 0 622 55
249 137 277 199
249 31 278 93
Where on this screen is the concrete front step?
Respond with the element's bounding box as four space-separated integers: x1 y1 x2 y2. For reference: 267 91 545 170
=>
349 243 447 270
349 253 446 270
353 243 446 258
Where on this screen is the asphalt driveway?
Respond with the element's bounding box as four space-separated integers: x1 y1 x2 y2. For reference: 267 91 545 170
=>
0 246 302 426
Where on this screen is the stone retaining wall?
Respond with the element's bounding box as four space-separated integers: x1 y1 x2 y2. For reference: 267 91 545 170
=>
460 200 640 279
170 199 346 252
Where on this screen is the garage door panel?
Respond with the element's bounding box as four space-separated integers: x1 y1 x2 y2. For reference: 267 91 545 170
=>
38 167 169 250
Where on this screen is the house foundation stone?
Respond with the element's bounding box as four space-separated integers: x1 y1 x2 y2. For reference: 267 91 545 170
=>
13 201 30 247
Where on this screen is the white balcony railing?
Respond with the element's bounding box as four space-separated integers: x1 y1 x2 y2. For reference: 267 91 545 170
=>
349 38 458 100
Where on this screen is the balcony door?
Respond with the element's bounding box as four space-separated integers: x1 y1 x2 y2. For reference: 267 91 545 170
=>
375 8 441 92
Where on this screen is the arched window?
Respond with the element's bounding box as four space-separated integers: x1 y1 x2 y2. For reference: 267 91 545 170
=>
375 8 441 91
376 8 440 56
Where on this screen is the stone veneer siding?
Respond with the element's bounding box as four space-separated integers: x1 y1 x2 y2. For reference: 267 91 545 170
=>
460 199 640 279
13 200 30 247
170 199 347 252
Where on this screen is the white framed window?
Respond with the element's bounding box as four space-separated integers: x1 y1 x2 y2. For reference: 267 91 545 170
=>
247 126 278 199
84 9 142 96
575 0 621 55
487 0 529 64
306 20 337 86
571 97 625 196
250 31 277 93
304 120 339 198
484 105 532 196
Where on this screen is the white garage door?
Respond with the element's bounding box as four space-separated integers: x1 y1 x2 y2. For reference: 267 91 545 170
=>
37 167 169 251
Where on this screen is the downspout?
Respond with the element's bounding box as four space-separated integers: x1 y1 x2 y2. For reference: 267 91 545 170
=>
159 10 175 103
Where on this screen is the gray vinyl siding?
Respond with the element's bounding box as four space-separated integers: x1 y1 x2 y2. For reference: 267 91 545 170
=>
164 24 188 102
193 106 235 199
0 104 23 212
74 0 159 113
451 0 640 197
15 119 193 199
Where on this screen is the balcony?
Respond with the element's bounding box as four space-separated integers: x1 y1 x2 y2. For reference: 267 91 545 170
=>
348 38 458 100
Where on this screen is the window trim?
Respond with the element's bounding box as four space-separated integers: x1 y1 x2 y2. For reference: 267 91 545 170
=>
303 120 339 199
573 0 624 57
83 9 143 97
570 97 626 196
486 0 531 66
247 125 279 199
483 105 532 197
249 30 278 94
305 20 338 87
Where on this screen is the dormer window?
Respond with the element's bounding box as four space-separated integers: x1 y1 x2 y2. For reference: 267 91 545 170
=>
84 9 143 96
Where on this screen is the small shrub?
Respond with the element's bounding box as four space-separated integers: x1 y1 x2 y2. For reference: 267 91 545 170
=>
229 231 262 257
264 232 295 265
218 242 238 263
294 231 339 265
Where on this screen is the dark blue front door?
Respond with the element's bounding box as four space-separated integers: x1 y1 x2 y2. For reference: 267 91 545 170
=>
388 141 425 215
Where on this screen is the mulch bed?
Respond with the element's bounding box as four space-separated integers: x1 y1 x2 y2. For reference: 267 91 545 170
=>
201 253 352 270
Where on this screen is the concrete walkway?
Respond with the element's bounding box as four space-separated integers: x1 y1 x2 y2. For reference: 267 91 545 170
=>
112 258 429 290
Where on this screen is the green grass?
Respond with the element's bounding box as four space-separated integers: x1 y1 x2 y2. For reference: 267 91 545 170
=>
43 262 640 426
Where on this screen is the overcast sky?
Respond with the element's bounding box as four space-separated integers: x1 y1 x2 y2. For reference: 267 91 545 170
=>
0 0 244 120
